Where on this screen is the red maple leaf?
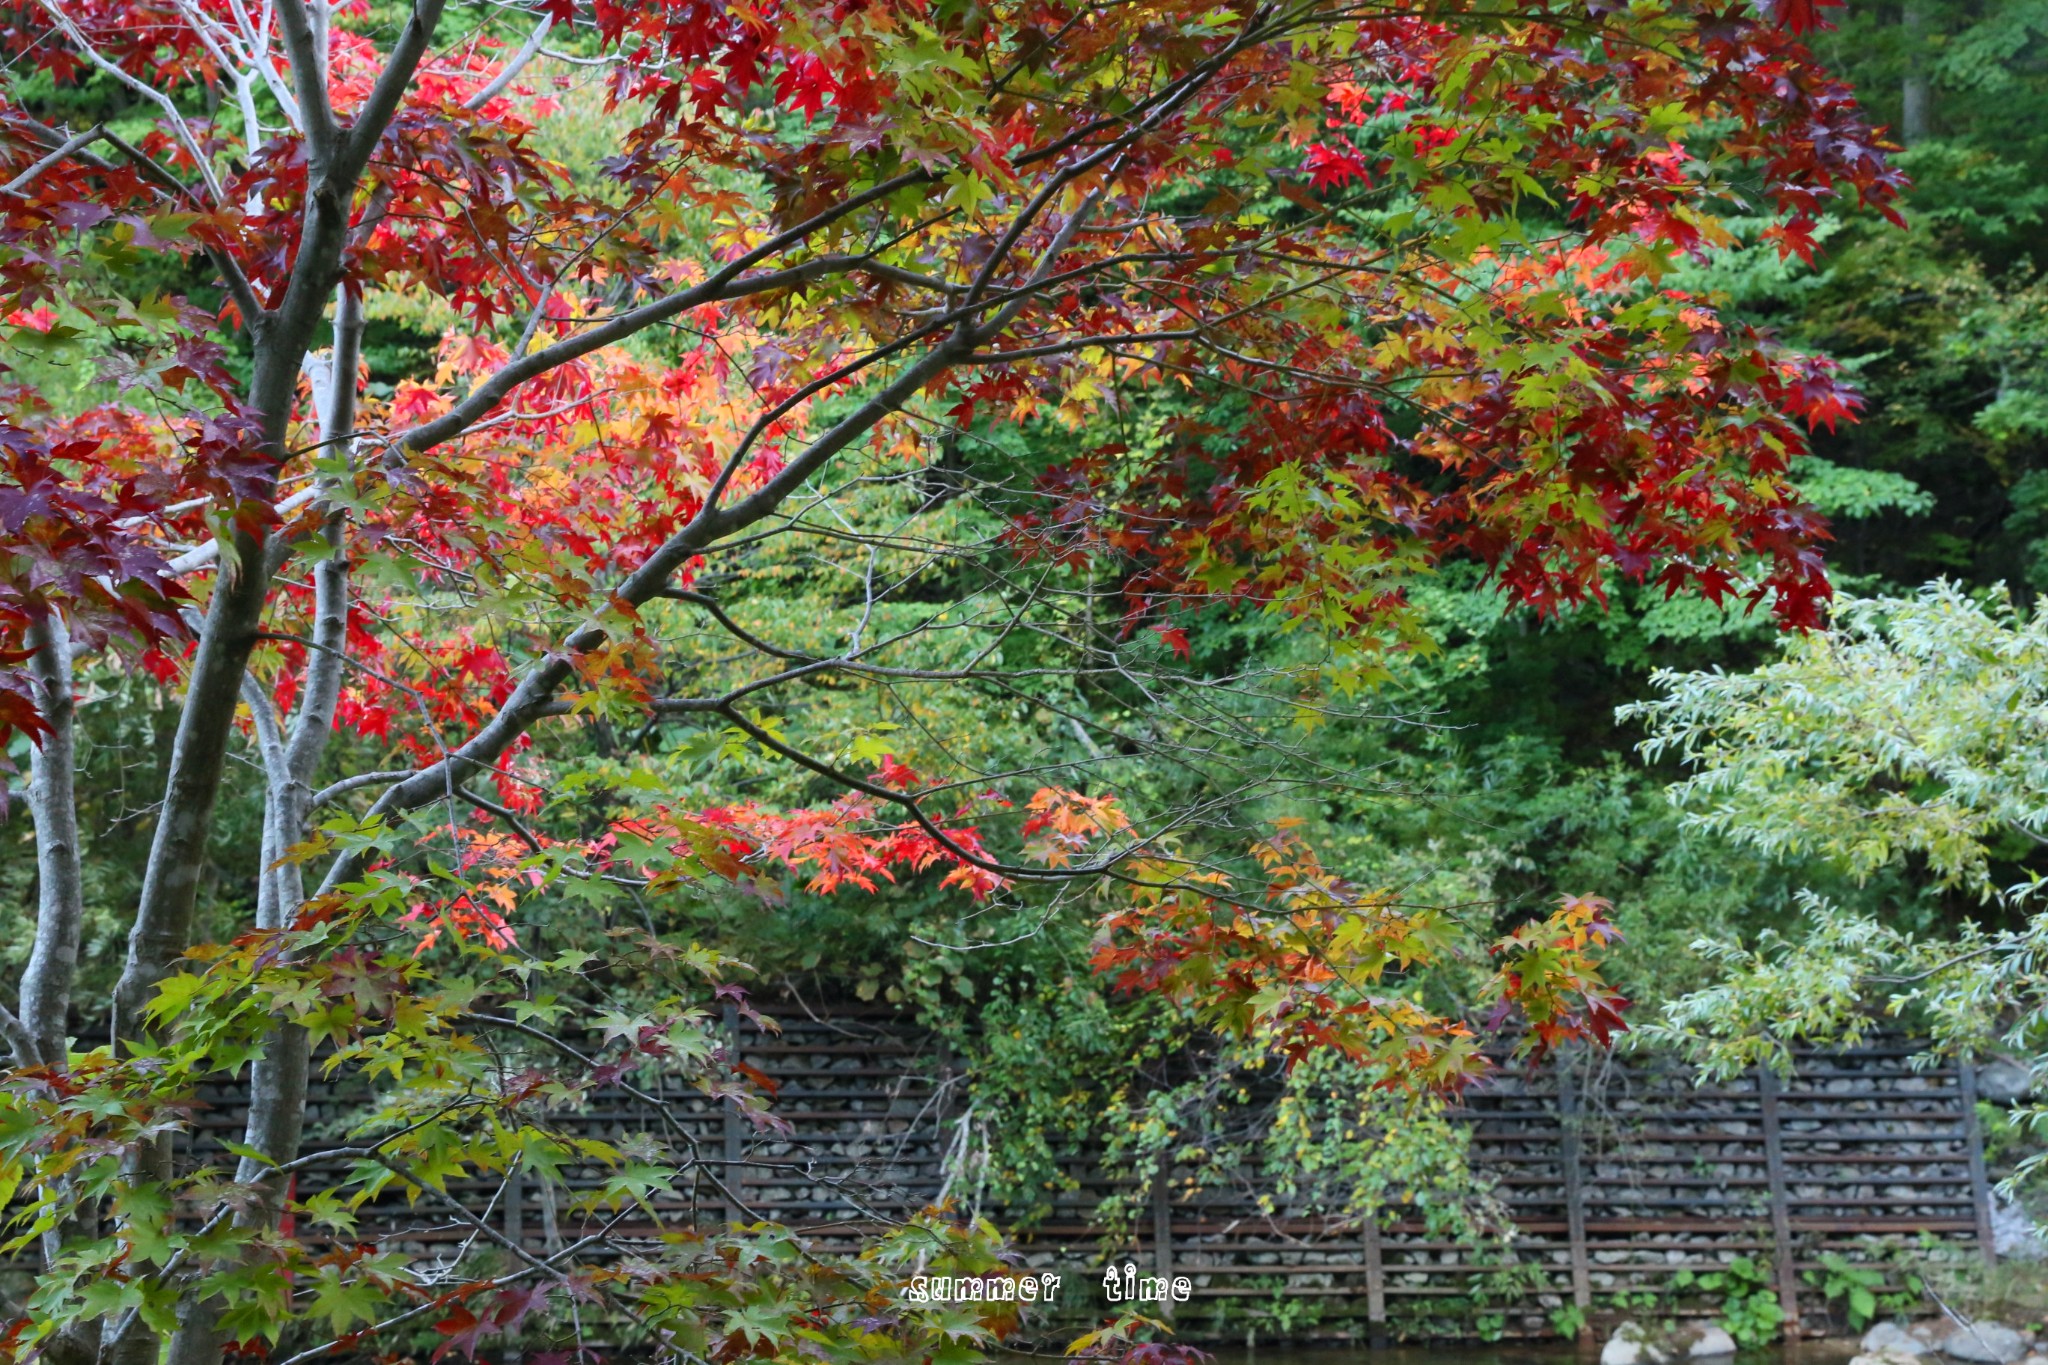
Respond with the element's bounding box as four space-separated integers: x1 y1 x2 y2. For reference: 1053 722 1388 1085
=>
1302 142 1373 192
1774 0 1845 33
1151 623 1191 659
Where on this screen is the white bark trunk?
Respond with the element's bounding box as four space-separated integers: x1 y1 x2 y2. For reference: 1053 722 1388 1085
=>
20 607 83 1069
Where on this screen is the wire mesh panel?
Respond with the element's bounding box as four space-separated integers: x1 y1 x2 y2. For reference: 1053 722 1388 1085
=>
131 1007 1996 1342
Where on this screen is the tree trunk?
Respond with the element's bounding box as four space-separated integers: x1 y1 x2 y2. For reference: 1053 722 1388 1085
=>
21 607 83 1069
164 291 361 1365
18 608 104 1365
1902 0 1932 143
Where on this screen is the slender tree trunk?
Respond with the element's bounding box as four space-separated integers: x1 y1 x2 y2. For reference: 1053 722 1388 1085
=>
242 287 361 1209
17 609 104 1365
1902 0 1932 143
21 607 83 1069
105 263 316 1365
165 292 362 1365
108 0 443 1054
112 0 446 1341
112 513 273 1040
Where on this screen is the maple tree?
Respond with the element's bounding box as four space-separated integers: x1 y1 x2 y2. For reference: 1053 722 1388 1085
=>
0 0 1900 1358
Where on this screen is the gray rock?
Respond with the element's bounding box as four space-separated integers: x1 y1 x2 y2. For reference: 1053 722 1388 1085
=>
1993 1193 2048 1261
1864 1323 1935 1357
1687 1327 1737 1358
1856 1352 1931 1365
1944 1322 2030 1364
1977 1060 2036 1103
1604 1323 1670 1365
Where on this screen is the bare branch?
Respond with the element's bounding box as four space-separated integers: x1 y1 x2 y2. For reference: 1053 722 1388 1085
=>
652 589 814 662
710 702 1134 883
33 1 225 200
330 0 448 192
286 287 361 787
317 331 974 893
12 120 267 329
224 0 306 130
313 769 421 808
0 1000 34 1070
273 0 337 152
392 245 926 457
0 123 103 196
273 1219 630 1365
166 487 321 575
463 12 554 111
453 785 544 853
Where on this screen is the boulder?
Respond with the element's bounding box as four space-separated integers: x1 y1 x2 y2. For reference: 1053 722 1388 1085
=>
1685 1326 1738 1358
1603 1322 1670 1365
1944 1323 2030 1364
1992 1193 2048 1262
1856 1352 1933 1365
1976 1060 2036 1104
1863 1323 1936 1357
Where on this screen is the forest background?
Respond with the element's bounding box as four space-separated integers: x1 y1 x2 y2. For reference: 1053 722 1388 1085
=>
2 0 2046 1357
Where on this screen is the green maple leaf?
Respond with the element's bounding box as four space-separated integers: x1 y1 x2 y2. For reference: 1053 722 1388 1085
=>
309 1268 390 1332
723 1298 797 1346
942 169 992 218
590 1160 672 1213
